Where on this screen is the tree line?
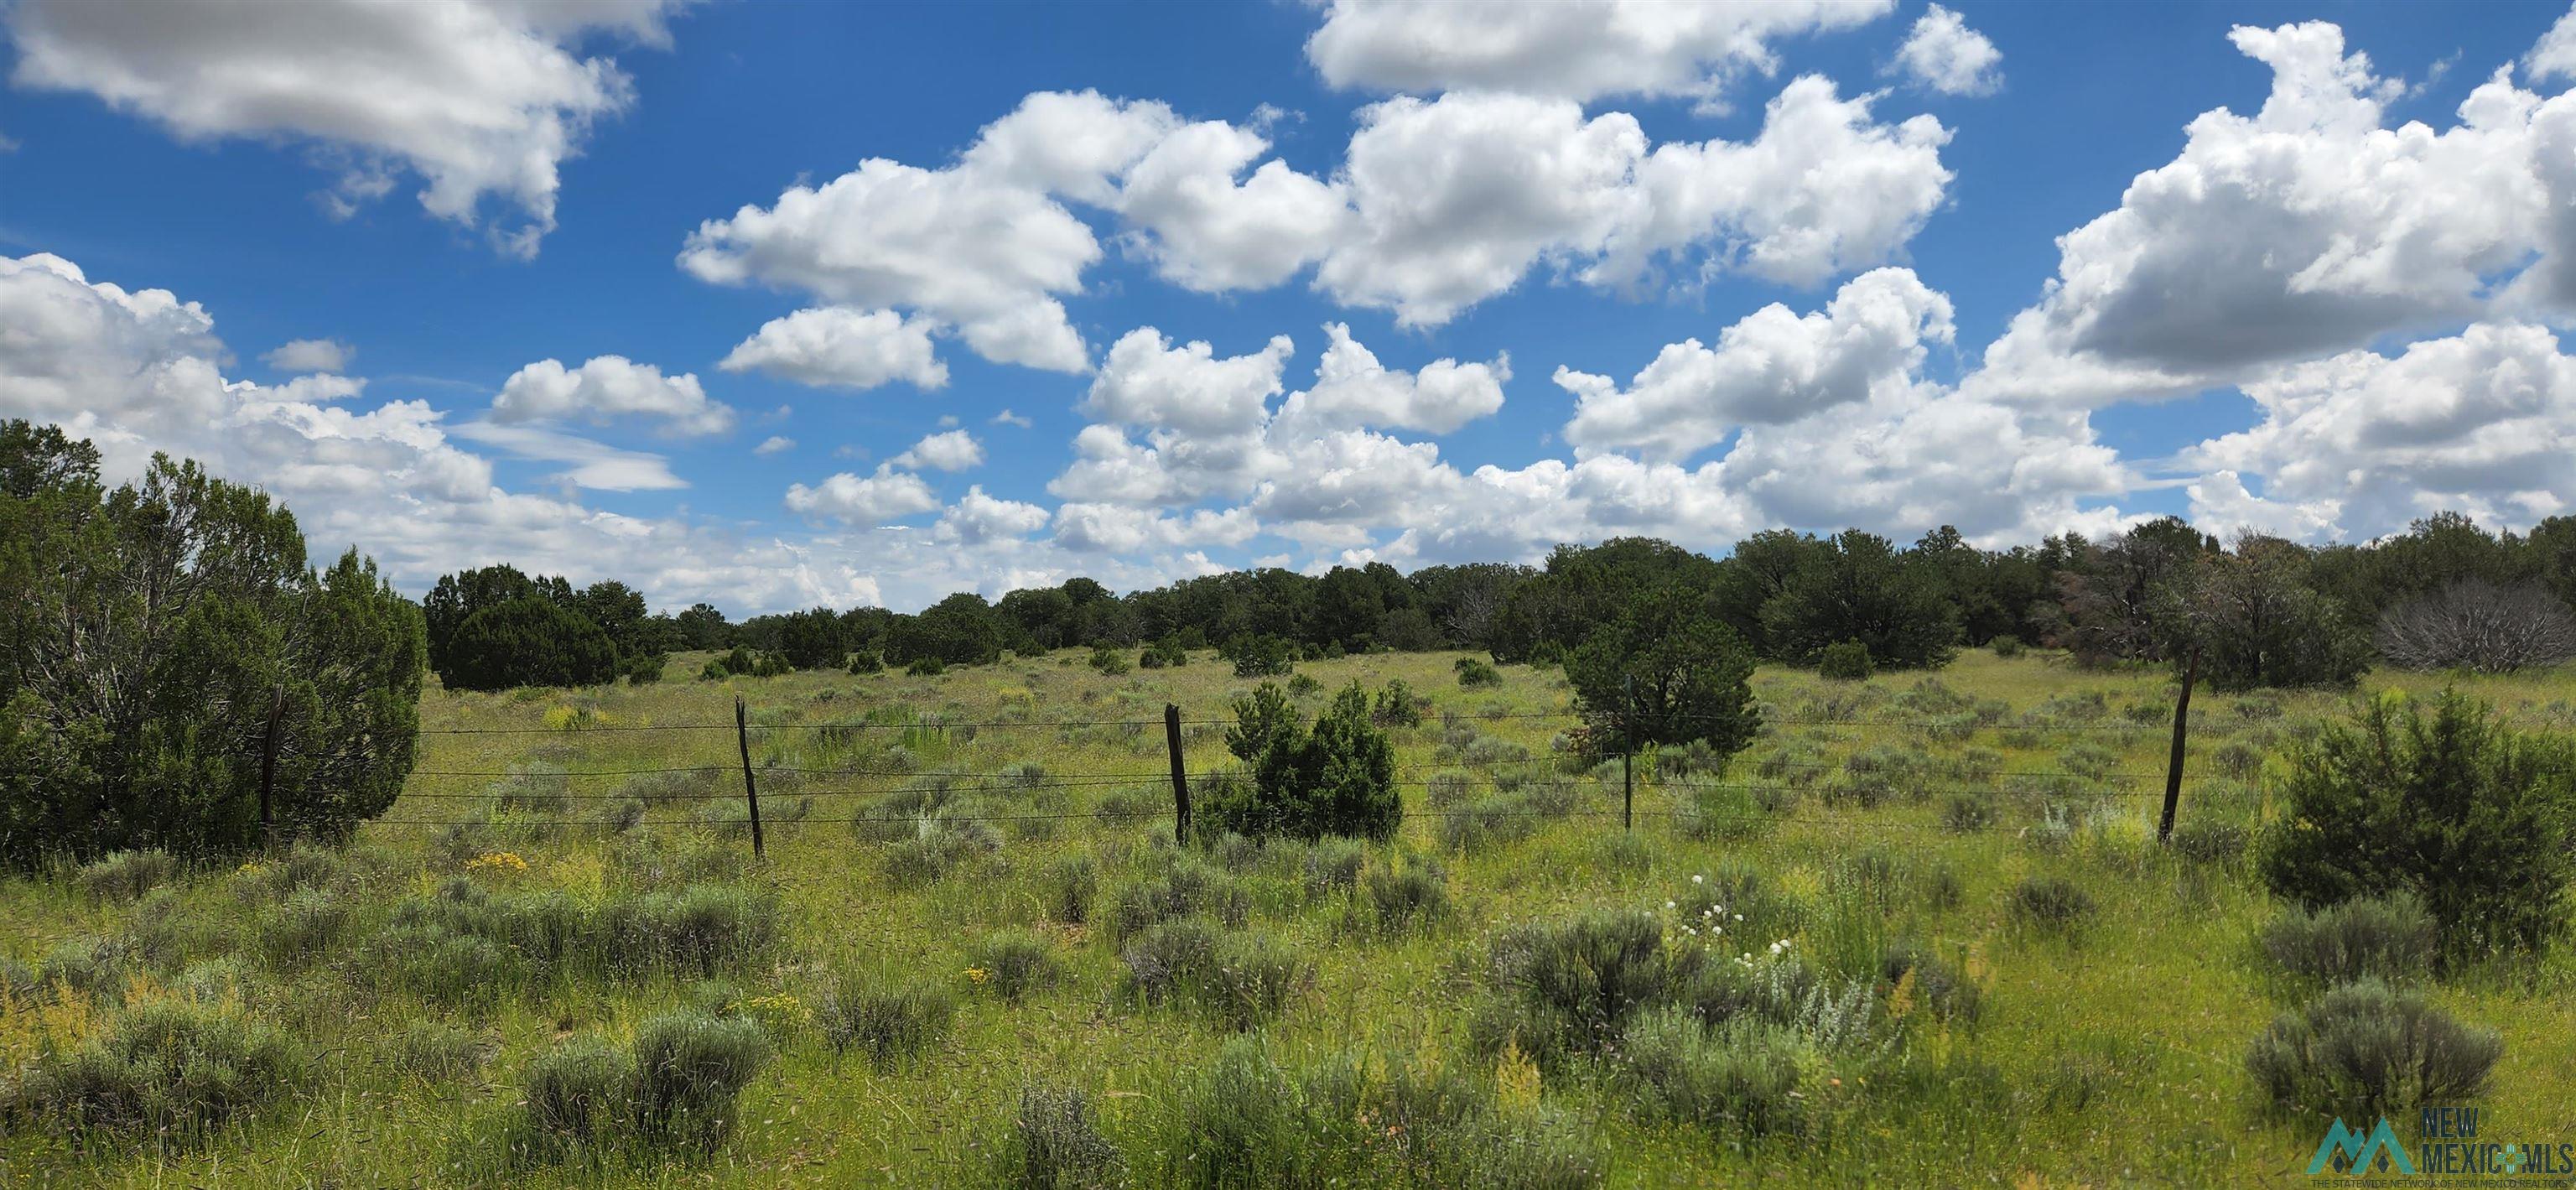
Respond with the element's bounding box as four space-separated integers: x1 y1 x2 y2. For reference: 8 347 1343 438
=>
421 513 2576 694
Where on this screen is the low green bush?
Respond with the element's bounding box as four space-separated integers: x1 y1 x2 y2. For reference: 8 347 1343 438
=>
1818 641 1874 681
1361 854 1449 934
972 931 1063 1003
6 1000 304 1144
2258 893 2438 987
1467 910 1668 1068
1454 657 1502 689
2007 876 2096 932
1620 1008 1811 1139
2245 979 2501 1122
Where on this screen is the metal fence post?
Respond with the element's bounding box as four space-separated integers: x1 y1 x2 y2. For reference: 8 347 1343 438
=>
2159 647 2200 844
736 694 764 860
1166 703 1191 845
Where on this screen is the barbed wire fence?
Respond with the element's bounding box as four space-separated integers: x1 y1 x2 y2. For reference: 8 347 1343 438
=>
325 665 2292 865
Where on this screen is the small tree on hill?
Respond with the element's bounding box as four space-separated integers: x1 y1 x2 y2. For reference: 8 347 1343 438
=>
1758 530 1958 669
1566 584 1758 761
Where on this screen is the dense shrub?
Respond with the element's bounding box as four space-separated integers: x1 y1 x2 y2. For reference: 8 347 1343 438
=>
847 650 885 674
0 424 424 867
2258 690 2574 962
1140 637 1189 670
1225 635 1295 678
1372 680 1425 728
1223 683 1296 762
1818 641 1874 681
444 596 621 692
2376 579 2576 673
1455 657 1502 689
2258 894 2438 986
1202 683 1400 841
2245 979 2501 1121
1107 860 1249 942
5 1000 304 1143
1360 854 1450 934
1088 646 1131 675
392 1021 490 1082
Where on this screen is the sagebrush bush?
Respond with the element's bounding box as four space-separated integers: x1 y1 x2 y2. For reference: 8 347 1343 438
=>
2169 820 2248 865
884 810 1003 886
974 931 1062 1002
1436 793 1545 854
816 974 954 1066
74 849 178 902
1468 911 1669 1068
2008 876 2096 932
2259 690 2575 963
1046 854 1097 924
7 1000 304 1143
517 1035 626 1157
1879 939 1981 1024
38 935 132 1002
1620 1008 1811 1138
1938 791 1997 834
1108 860 1248 943
392 1020 489 1081
2258 893 2438 986
1003 1084 1124 1189
1361 854 1449 933
626 1011 771 1152
1299 836 1368 896
2245 979 2501 1121
257 886 351 969
1119 922 1310 1031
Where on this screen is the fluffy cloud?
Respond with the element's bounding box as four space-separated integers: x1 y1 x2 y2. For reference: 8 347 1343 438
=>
1971 22 2576 408
2530 3 2576 84
7 0 682 257
1085 328 1294 436
753 435 793 455
2180 321 2576 538
937 486 1050 544
491 356 734 436
678 91 1181 375
1303 0 1892 106
1560 268 1953 460
1114 119 1348 291
716 306 948 392
1321 81 1951 325
1274 324 1508 434
891 429 984 472
782 465 940 527
263 337 354 373
1891 4 2002 96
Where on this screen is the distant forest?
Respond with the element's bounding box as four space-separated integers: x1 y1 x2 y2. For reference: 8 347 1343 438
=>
424 512 2576 694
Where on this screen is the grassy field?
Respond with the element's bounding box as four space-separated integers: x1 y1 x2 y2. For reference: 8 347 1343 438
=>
4 647 2573 1187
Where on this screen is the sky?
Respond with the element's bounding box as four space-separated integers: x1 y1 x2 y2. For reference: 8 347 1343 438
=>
2 0 2573 616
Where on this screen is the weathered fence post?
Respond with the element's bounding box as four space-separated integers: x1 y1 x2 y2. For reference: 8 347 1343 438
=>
1165 703 1190 846
735 694 764 860
2158 647 2200 844
258 684 283 843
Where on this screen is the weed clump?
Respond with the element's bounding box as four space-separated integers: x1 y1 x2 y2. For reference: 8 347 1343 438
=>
816 974 954 1067
1001 1084 1125 1189
971 931 1063 1003
2007 876 2096 932
74 849 178 902
1119 922 1311 1031
511 1011 771 1161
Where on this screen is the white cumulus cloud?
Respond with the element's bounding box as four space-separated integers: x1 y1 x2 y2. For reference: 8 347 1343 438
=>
717 306 948 392
492 355 734 436
1891 4 2002 96
6 0 684 257
263 337 354 373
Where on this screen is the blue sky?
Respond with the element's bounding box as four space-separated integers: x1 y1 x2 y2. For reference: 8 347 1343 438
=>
3 0 2573 613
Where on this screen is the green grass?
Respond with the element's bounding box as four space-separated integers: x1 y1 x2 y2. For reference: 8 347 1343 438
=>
2 647 2571 1186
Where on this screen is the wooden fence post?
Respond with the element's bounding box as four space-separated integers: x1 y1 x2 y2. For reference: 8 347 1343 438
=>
258 685 283 843
2158 647 2200 844
736 694 764 860
1165 703 1190 846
